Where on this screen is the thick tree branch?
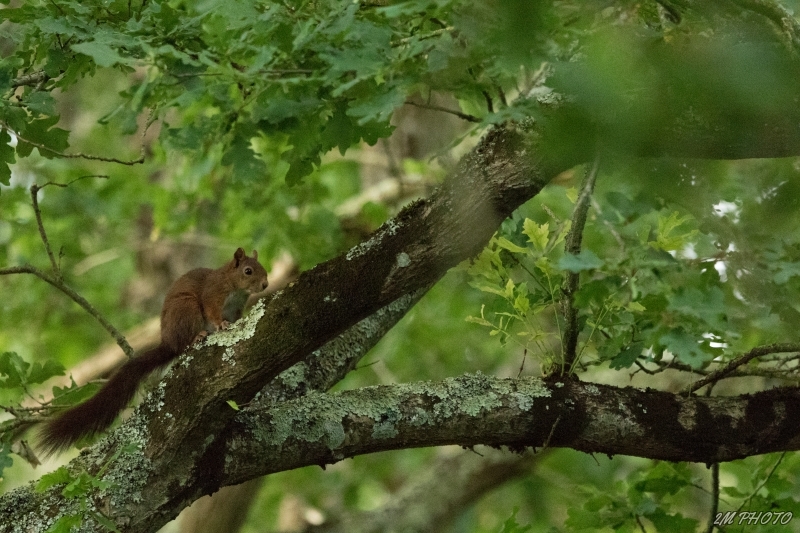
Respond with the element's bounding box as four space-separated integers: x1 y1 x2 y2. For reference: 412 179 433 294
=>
218 376 800 484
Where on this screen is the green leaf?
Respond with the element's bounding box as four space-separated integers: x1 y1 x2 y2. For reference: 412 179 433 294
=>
465 315 493 327
63 472 93 498
635 474 688 496
46 515 82 533
495 236 527 254
645 509 698 533
27 360 65 385
609 342 644 370
668 287 726 330
649 211 697 252
25 91 57 116
565 187 578 203
497 507 532 533
0 351 29 389
71 41 130 68
222 130 268 182
558 250 604 272
659 329 710 369
36 466 72 492
467 281 507 297
522 219 548 252
513 293 530 314
0 442 13 476
566 507 607 529
50 381 101 407
226 400 240 411
321 102 361 155
574 279 611 309
17 116 69 158
90 512 121 532
504 278 515 298
0 130 15 187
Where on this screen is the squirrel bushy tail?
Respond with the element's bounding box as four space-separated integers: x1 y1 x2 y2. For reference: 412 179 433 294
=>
39 344 176 455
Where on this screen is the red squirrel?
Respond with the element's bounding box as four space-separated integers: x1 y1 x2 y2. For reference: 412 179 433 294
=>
39 247 268 455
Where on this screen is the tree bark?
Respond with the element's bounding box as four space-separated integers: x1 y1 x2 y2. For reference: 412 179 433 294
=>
218 376 800 485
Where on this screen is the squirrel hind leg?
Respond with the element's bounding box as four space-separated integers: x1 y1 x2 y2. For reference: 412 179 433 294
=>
161 305 206 354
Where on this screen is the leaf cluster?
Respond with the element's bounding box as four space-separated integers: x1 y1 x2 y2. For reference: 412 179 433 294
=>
467 163 800 378
0 0 542 187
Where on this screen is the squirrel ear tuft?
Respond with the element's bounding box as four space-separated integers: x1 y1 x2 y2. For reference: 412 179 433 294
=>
252 250 258 260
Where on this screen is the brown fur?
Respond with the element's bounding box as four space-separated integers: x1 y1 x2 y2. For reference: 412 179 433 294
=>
39 248 268 455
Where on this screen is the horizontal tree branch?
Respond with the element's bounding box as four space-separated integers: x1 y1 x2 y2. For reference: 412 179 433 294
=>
216 376 800 487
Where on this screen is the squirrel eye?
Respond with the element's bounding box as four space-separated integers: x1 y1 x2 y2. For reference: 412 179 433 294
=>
245 267 253 275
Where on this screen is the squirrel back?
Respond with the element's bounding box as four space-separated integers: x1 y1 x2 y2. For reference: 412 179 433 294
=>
39 247 268 455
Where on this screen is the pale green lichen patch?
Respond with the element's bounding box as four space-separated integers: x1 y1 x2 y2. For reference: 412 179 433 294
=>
678 402 697 431
205 299 266 348
512 393 534 411
428 373 505 417
222 347 236 366
372 420 399 439
278 364 307 390
409 406 432 426
514 377 551 399
346 219 402 261
323 420 346 449
251 375 552 453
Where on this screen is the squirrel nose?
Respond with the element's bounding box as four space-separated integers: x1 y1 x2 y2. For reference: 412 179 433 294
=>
262 280 269 290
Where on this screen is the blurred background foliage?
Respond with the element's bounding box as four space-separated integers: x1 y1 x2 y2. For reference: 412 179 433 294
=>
2 0 800 531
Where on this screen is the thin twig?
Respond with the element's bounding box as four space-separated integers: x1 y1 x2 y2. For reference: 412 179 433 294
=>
29 185 60 277
561 156 601 373
403 100 481 123
29 176 110 276
10 71 50 89
0 265 135 358
705 463 720 532
704 381 719 533
685 343 800 394
1 122 145 165
541 414 562 451
391 27 454 47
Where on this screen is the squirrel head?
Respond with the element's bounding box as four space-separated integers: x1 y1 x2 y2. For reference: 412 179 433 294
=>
229 247 269 293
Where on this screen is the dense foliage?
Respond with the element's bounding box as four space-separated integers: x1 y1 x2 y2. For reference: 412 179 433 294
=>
2 1 800 532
